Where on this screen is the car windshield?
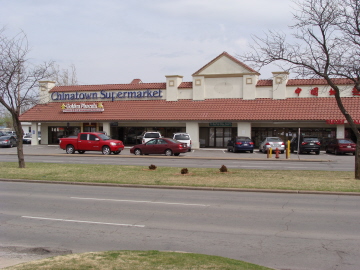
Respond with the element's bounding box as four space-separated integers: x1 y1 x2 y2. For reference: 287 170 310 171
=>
98 134 111 140
303 137 319 142
24 135 32 138
174 134 190 140
267 137 282 142
339 139 354 144
168 138 181 144
236 137 251 142
145 133 160 138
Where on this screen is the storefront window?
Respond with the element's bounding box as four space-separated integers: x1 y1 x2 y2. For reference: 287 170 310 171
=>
48 126 81 144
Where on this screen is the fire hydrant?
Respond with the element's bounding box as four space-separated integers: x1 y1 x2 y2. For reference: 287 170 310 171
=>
275 147 280 159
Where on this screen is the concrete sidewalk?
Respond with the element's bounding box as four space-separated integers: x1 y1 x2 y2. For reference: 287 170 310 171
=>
0 144 338 162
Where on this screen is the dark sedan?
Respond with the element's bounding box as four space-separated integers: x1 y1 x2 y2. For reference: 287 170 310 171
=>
326 139 356 155
227 136 254 153
0 136 17 148
130 138 188 156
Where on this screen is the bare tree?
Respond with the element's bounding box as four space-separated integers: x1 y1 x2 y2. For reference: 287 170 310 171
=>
239 0 360 179
0 28 54 168
50 63 78 86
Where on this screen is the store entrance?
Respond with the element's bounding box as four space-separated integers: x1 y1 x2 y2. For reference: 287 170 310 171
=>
200 127 236 148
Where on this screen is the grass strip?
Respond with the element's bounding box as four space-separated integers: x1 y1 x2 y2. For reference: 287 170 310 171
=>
1 162 359 192
4 250 274 270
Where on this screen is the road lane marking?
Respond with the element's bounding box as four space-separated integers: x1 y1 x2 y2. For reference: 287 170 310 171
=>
22 216 145 227
71 197 209 207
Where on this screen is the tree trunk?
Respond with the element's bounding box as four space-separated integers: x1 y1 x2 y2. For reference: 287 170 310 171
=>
12 114 25 168
356 143 360 179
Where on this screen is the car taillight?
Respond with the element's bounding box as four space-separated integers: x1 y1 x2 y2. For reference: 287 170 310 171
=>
4 140 9 142
315 142 320 145
249 142 254 145
301 142 307 145
236 142 242 145
281 142 285 145
266 142 270 145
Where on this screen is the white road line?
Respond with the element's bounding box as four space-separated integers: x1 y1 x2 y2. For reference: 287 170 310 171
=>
71 197 209 207
22 216 145 227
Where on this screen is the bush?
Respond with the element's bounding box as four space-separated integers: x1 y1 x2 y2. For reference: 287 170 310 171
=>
149 164 157 170
181 168 189 174
219 165 228 173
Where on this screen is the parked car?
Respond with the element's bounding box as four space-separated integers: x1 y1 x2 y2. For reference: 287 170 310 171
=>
259 137 285 153
23 134 41 144
325 138 356 155
130 138 188 156
173 133 192 151
140 131 162 144
59 132 124 155
227 136 254 153
6 131 17 138
290 136 321 155
0 135 17 148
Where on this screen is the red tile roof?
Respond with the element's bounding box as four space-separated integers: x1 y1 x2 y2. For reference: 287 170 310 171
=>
19 97 360 122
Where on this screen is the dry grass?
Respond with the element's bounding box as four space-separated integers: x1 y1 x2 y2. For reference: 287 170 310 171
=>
5 250 274 270
0 162 359 192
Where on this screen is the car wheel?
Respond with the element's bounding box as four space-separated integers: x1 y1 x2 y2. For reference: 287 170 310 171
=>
174 153 180 156
325 148 329 154
227 147 231 152
134 148 142 155
250 150 253 153
66 145 75 154
102 146 111 155
335 149 339 155
78 150 85 154
353 152 356 156
165 149 173 156
315 151 320 155
113 151 121 155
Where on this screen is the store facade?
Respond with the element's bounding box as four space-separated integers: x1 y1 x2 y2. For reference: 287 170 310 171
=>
20 52 360 148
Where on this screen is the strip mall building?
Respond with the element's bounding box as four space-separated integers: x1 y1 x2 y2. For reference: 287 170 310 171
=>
20 52 360 149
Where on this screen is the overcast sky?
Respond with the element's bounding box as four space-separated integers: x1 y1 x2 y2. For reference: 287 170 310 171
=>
1 0 295 85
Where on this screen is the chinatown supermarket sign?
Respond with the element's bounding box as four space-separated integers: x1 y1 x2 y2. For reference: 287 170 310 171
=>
52 89 163 102
61 103 104 112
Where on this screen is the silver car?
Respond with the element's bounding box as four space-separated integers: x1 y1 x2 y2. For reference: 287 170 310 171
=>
259 137 285 153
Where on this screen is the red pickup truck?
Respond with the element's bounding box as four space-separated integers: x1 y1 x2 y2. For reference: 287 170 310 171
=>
59 132 124 155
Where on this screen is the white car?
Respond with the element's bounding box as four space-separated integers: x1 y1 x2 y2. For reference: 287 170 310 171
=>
141 131 162 144
23 134 41 144
259 137 285 153
173 133 192 151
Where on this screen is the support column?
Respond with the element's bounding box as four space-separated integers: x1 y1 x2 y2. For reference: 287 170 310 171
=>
186 122 199 149
102 122 111 136
31 122 39 145
237 122 251 137
336 124 345 139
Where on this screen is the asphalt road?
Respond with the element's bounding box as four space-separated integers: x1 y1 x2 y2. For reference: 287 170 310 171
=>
0 145 356 171
1 181 360 270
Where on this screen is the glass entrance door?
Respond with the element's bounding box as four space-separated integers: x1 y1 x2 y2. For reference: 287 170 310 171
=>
208 127 233 147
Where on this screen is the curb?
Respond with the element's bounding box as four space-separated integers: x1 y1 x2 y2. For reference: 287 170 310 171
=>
1 178 359 196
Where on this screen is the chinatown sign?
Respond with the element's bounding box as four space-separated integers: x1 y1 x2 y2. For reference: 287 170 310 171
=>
61 103 104 112
326 119 360 124
52 89 163 102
